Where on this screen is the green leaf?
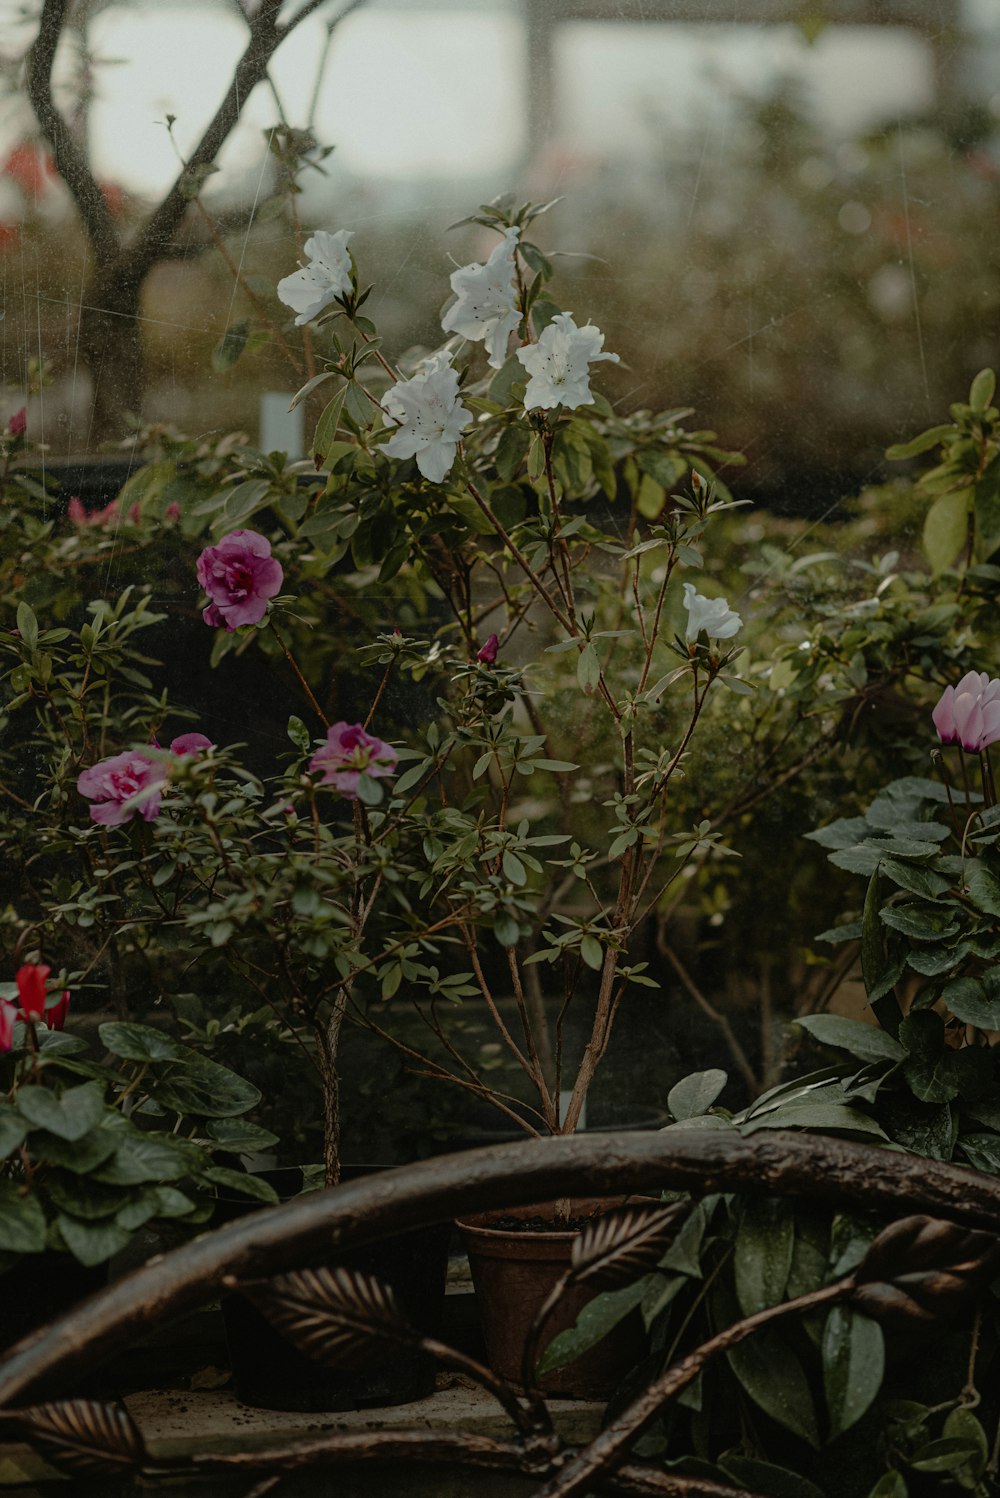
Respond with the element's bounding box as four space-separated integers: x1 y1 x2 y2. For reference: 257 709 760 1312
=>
866 1470 907 1497
577 642 601 695
580 934 603 971
0 1103 27 1160
221 478 273 529
502 850 527 885
535 1277 651 1377
494 423 531 482
969 368 996 412
199 1166 280 1204
942 1407 988 1477
94 1128 205 1185
17 1083 106 1142
939 976 1000 1028
900 1011 991 1103
312 388 347 463
57 1214 132 1266
148 1054 262 1119
205 1118 280 1153
725 1324 820 1447
909 1436 986 1474
286 715 311 753
99 1021 184 1062
974 461 1000 560
956 1133 1000 1173
965 860 1000 917
886 423 953 460
922 490 969 574
16 601 38 652
794 1015 905 1064
823 1305 884 1438
667 1069 728 1121
735 1197 794 1315
0 1181 47 1253
212 319 251 372
719 1456 824 1498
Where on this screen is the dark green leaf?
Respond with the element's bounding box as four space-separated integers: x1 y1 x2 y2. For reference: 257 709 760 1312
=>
99 1022 184 1063
823 1305 884 1437
57 1214 132 1266
0 1181 47 1253
794 1015 905 1064
735 1197 794 1315
147 1054 262 1119
939 976 1000 1028
17 1083 106 1142
535 1276 651 1376
667 1069 728 1121
212 319 251 372
725 1325 820 1447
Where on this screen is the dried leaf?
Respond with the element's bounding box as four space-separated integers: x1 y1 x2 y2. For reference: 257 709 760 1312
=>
568 1201 688 1289
250 1264 419 1369
18 1399 144 1475
851 1215 1000 1329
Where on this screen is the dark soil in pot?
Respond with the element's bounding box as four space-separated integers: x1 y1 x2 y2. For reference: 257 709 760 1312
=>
215 1165 451 1412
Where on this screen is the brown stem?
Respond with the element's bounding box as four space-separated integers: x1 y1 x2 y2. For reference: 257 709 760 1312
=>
657 939 759 1098
268 619 329 728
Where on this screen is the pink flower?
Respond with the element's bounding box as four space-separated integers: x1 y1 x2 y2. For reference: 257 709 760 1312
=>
932 671 1000 753
169 732 214 756
308 722 398 799
164 502 181 522
476 633 499 665
196 530 283 631
6 407 26 438
15 963 49 1021
77 751 166 825
0 1000 15 1053
67 497 139 527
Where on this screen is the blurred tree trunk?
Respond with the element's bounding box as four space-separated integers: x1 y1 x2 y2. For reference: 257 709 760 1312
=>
24 0 361 442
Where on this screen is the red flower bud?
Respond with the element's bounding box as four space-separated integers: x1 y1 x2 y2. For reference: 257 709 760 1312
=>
15 962 50 1021
6 407 26 438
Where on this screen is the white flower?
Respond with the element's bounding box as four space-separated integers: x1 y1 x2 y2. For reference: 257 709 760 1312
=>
682 583 742 641
382 350 472 483
441 227 521 369
516 312 619 411
276 230 354 326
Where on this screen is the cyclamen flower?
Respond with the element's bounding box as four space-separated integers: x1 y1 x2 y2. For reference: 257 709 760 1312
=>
15 963 49 1020
46 990 70 1031
682 583 742 642
276 230 354 326
441 227 520 369
309 722 398 800
196 529 283 630
0 1000 15 1053
76 734 213 825
517 312 619 412
933 671 1000 753
383 351 472 483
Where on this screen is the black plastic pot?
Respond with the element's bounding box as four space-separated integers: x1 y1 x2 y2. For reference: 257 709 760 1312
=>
215 1166 451 1412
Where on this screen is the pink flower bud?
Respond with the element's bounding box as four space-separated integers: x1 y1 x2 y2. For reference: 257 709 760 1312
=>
6 407 26 438
476 633 499 665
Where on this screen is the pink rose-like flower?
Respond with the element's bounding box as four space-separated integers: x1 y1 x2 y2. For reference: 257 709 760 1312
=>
0 999 15 1053
308 722 398 800
196 530 283 631
77 751 166 825
932 671 1000 753
15 963 50 1021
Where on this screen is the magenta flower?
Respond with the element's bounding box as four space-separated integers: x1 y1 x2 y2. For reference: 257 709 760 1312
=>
932 671 1000 753
308 722 398 800
6 407 26 439
476 633 499 665
77 751 166 825
170 732 214 756
0 999 15 1053
196 530 283 630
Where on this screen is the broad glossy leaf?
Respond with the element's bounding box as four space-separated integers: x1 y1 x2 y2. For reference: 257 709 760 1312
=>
0 1180 47 1252
17 1083 106 1142
735 1197 794 1315
98 1022 183 1063
667 1068 728 1120
823 1304 884 1438
725 1325 820 1447
536 1277 651 1377
794 1015 905 1064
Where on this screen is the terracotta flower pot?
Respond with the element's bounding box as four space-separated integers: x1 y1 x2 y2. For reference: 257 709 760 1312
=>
458 1197 648 1400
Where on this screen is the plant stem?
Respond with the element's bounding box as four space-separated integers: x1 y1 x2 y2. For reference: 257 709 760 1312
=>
268 619 329 728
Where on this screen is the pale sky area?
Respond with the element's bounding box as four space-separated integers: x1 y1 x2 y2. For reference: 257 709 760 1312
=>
0 0 993 203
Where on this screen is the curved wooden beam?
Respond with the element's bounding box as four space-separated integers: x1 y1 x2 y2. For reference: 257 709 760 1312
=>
0 1129 998 1407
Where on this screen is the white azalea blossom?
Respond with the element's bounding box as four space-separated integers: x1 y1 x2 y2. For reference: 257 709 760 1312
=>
276 230 354 326
682 583 742 641
517 312 619 411
383 350 472 483
441 227 521 369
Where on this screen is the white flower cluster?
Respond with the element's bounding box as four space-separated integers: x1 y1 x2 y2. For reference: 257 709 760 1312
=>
278 225 621 482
